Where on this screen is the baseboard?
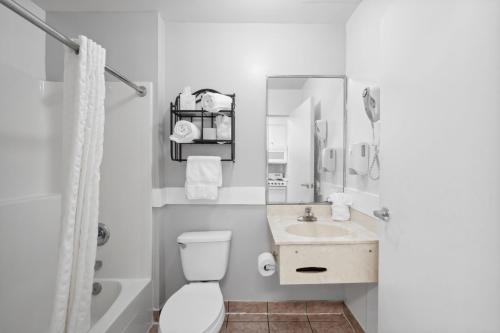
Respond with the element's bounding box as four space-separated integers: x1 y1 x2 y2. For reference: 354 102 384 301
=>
343 303 366 333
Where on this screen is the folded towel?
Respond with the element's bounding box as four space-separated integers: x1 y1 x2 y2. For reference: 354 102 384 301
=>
180 86 196 110
216 115 232 140
327 193 353 205
327 193 353 221
170 120 201 143
185 156 222 200
201 92 233 113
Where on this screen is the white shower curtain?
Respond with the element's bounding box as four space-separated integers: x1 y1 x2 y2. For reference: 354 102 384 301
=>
50 36 106 333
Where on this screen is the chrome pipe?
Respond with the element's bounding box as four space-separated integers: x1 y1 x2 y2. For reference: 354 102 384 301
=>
0 0 147 97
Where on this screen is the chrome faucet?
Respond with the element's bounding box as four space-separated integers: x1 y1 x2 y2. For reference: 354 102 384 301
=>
297 206 317 222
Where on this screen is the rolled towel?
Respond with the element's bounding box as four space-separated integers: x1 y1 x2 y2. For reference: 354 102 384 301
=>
201 92 233 112
169 120 201 143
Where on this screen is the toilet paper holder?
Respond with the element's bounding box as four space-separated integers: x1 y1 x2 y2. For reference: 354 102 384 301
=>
264 264 275 271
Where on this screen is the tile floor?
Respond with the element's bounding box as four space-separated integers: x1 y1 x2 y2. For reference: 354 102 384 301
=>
149 301 362 333
221 301 359 333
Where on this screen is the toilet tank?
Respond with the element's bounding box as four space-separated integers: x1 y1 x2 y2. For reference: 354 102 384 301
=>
177 231 232 281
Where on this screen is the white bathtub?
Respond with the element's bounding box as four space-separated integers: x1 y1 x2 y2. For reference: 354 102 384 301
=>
90 279 152 333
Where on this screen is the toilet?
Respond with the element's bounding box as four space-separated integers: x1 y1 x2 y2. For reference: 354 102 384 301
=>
160 230 232 333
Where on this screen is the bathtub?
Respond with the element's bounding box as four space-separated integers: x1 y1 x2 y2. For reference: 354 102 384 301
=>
90 279 152 333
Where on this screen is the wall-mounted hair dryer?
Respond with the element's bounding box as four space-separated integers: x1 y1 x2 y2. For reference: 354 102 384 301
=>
362 87 380 125
362 87 380 180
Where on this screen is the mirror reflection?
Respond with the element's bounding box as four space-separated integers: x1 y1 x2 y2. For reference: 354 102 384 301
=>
266 77 345 204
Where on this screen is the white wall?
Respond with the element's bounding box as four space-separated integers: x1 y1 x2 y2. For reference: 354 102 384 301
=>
345 0 391 216
157 205 345 303
157 22 346 306
378 0 500 332
344 1 392 331
162 23 345 187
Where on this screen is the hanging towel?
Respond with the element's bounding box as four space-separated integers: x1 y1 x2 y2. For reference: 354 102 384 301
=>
185 156 222 200
170 120 201 143
216 115 231 140
327 193 353 221
201 92 233 113
50 36 106 333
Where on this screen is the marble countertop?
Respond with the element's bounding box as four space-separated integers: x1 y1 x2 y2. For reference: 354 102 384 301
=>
267 205 379 245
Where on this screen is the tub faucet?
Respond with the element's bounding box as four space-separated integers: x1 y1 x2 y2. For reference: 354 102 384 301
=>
297 206 317 222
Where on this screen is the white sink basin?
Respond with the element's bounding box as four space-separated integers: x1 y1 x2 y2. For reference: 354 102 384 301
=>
286 223 349 238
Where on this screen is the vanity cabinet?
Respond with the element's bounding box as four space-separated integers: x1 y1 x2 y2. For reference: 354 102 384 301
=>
277 243 378 285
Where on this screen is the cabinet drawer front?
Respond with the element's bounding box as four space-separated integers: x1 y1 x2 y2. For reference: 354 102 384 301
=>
279 243 378 285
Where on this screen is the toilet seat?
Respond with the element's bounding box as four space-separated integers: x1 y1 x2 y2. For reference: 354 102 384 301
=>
160 282 225 333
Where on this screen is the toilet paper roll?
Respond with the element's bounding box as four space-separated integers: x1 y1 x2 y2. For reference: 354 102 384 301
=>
258 252 276 277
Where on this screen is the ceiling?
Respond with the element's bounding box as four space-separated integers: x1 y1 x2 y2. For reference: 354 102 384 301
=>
32 0 361 24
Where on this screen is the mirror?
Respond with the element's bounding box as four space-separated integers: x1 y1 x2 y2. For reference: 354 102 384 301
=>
266 76 346 204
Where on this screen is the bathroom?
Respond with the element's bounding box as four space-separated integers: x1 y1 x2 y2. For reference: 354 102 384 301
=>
1 0 499 332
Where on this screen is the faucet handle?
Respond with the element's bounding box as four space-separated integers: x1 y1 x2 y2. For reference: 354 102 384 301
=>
305 206 312 216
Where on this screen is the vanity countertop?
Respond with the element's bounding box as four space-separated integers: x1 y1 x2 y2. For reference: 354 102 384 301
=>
267 205 378 245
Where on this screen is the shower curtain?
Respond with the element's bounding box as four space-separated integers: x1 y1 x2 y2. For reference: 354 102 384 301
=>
50 36 106 333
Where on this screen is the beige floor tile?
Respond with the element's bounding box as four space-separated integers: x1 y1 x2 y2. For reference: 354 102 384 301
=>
226 321 269 333
310 320 354 333
268 301 307 314
308 313 348 322
228 301 267 313
306 301 344 314
269 321 313 333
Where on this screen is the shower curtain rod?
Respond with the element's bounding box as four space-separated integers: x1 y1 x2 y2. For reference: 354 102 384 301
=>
0 0 147 97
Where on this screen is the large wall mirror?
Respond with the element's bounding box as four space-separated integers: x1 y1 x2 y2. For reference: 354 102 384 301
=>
266 76 346 204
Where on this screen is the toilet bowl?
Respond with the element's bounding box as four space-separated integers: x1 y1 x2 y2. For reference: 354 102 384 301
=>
160 282 224 333
159 231 231 333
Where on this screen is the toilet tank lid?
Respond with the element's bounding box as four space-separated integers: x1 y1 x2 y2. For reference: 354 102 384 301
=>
177 230 232 243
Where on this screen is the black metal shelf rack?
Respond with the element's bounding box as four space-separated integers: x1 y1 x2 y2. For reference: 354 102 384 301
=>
170 89 235 162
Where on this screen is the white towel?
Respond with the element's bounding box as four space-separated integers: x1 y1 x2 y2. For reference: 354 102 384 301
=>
216 115 231 140
185 156 222 200
50 36 106 333
327 193 353 221
201 92 233 113
170 120 201 143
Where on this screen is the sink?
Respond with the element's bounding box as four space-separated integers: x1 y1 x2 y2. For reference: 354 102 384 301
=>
286 223 349 238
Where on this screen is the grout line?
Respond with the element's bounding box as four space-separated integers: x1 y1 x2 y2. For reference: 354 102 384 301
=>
306 308 313 333
342 312 357 333
266 302 270 333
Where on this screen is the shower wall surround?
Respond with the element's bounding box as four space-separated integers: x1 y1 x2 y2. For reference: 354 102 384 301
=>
46 11 165 306
0 2 53 332
1 5 154 331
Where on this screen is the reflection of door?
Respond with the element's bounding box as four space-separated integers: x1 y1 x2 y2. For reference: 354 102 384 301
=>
286 98 314 203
